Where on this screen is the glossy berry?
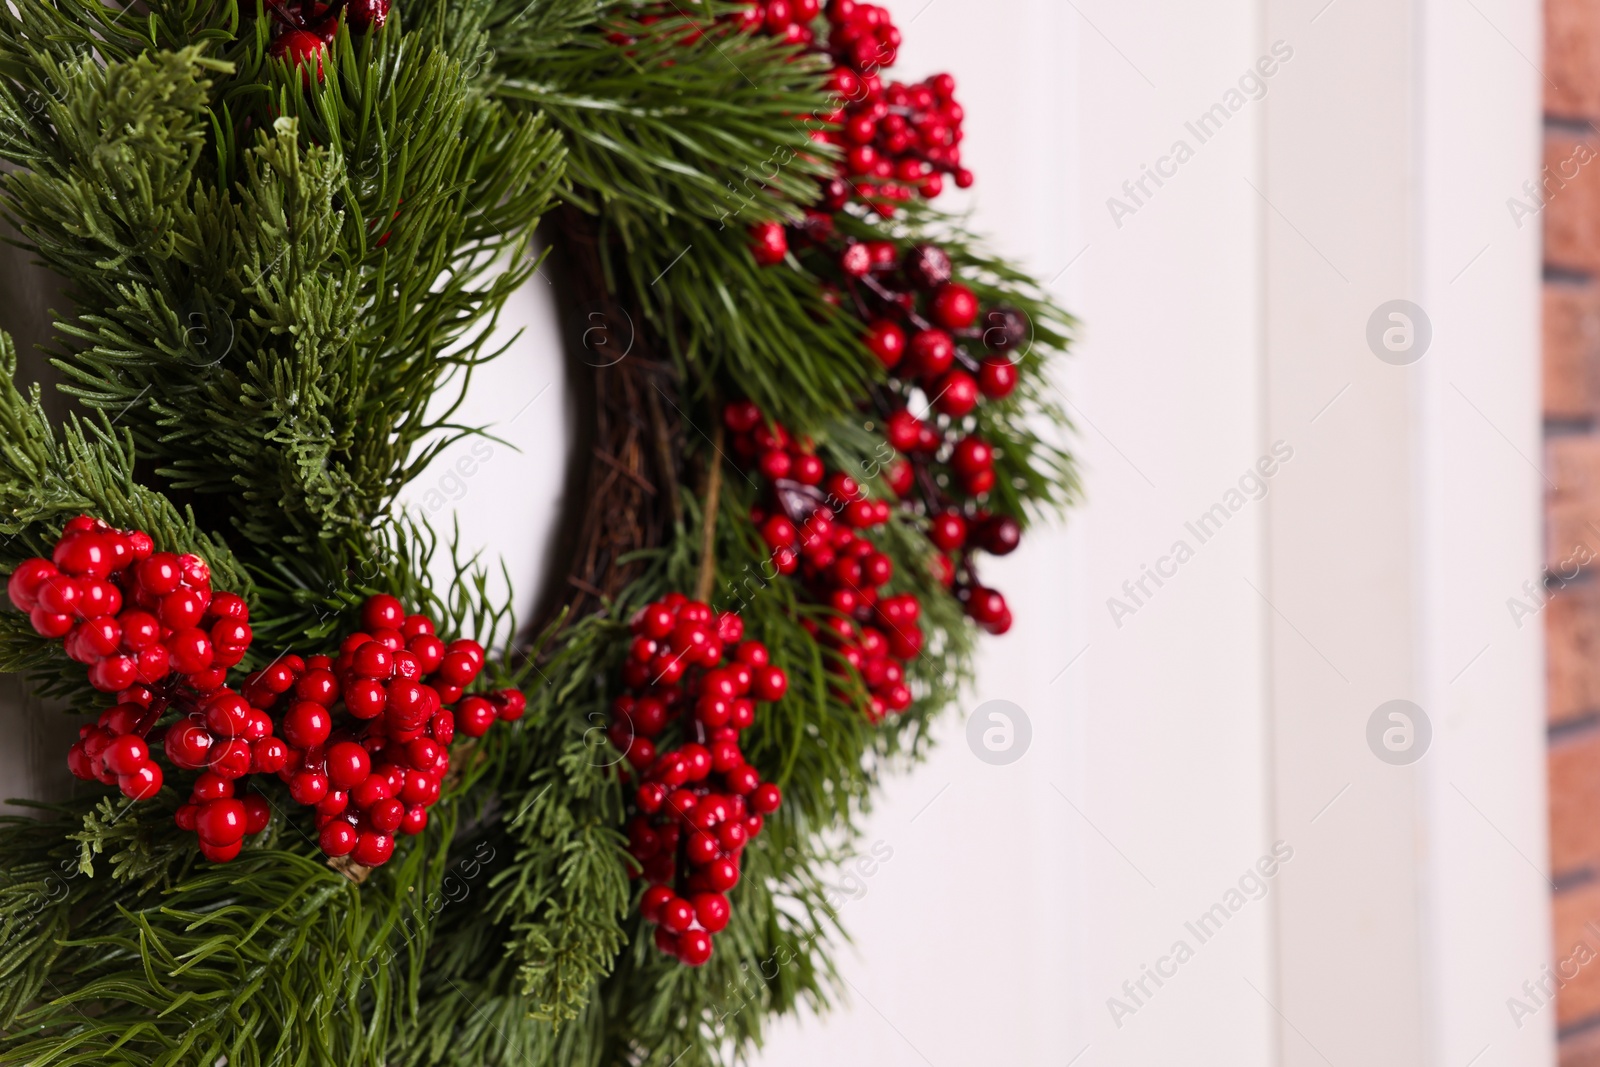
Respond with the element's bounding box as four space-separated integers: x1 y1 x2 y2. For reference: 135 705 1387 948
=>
271 30 327 84
978 355 1019 399
282 701 332 749
908 328 955 378
979 515 1022 556
933 370 978 417
863 320 906 368
750 222 789 266
320 821 358 857
195 799 247 846
327 741 372 789
930 283 978 329
929 510 967 551
677 929 713 966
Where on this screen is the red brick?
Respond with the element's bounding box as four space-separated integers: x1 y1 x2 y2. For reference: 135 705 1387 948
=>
1544 132 1600 275
1553 880 1600 1028
1549 582 1600 725
1552 728 1600 875
1564 1025 1600 1067
1549 0 1600 120
1547 438 1600 572
1549 282 1600 420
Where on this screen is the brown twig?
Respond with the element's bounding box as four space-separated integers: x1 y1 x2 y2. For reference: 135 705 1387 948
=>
694 421 724 604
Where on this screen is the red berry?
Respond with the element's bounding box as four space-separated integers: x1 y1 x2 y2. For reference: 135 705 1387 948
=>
327 741 372 789
494 689 527 721
704 857 740 891
203 692 252 738
119 761 163 800
725 765 759 795
352 832 394 866
752 665 788 702
320 821 358 857
368 797 404 834
693 892 731 933
242 794 271 834
436 650 478 687
929 510 967 551
677 929 713 966
749 222 788 266
191 771 233 802
118 611 160 651
282 701 332 748
199 838 243 863
963 467 996 494
751 782 782 814
53 533 112 579
885 410 922 452
159 589 207 631
759 450 792 481
211 619 251 651
361 594 404 632
400 804 428 835
722 400 762 434
457 696 498 738
208 592 250 621
659 896 694 934
167 627 214 673
295 668 339 705
136 554 181 595
393 633 439 675
863 320 906 368
125 530 153 560
980 515 1022 556
77 580 121 619
930 283 979 329
840 242 872 276
101 734 148 776
289 771 329 805
210 738 253 779
7 558 58 611
909 329 955 378
429 709 456 745
252 737 290 774
195 798 247 845
933 370 979 417
978 355 1018 398
352 641 393 679
35 575 80 617
271 29 327 84
952 436 993 475
88 656 137 692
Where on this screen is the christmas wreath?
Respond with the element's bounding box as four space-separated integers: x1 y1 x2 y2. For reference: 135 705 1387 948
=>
0 0 1074 1064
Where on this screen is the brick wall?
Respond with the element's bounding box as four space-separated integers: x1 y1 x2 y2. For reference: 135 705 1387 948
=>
1549 3 1600 1062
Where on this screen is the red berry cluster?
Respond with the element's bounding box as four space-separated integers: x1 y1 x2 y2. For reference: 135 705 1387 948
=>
6 519 524 866
736 0 967 218
750 250 1024 632
717 0 1027 631
722 401 919 720
856 247 1024 634
8 515 246 695
613 594 786 967
266 0 390 83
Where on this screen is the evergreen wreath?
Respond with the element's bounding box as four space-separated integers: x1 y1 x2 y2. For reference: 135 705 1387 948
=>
0 0 1076 1063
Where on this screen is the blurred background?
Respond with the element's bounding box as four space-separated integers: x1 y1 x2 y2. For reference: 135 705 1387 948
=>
0 0 1579 1064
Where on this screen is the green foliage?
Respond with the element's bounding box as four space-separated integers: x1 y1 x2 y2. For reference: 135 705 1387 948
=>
0 0 1076 1064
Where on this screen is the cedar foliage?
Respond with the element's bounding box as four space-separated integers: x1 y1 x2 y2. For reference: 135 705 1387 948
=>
0 0 1075 1064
